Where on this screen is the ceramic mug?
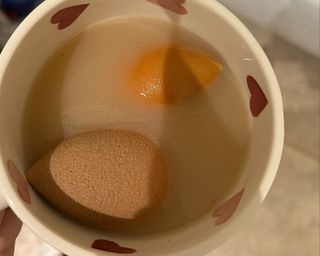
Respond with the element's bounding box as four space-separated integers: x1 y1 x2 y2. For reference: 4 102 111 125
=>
0 0 284 255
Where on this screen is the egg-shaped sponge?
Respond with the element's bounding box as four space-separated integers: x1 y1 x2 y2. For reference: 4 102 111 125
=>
26 130 167 230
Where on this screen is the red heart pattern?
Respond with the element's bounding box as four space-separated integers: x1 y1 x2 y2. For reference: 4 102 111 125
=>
247 76 268 117
213 189 244 225
51 4 89 30
147 0 188 15
7 160 31 204
91 239 137 254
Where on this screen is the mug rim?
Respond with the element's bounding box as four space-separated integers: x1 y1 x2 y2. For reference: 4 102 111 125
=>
0 0 284 255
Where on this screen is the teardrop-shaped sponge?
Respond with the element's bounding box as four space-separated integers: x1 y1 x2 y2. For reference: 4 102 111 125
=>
26 130 167 230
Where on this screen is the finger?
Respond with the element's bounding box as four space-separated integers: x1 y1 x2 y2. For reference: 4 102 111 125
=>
0 209 22 253
0 245 14 256
0 211 4 224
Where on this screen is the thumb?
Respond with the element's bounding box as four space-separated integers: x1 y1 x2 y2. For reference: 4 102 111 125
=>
0 208 22 256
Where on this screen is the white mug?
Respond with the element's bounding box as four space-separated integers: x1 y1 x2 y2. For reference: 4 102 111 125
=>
0 0 284 255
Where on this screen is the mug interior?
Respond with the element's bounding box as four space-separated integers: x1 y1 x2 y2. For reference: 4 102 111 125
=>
0 0 283 255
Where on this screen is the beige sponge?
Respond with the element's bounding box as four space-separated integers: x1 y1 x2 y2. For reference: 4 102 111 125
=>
26 130 167 230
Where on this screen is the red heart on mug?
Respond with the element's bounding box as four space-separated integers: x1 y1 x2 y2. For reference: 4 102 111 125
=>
147 0 188 15
92 239 137 254
247 76 268 117
7 160 31 204
51 4 89 30
213 189 244 225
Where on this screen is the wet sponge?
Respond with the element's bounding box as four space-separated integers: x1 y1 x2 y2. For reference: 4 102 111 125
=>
26 130 167 230
129 45 223 104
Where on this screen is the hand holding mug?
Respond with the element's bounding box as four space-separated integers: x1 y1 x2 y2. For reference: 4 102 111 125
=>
0 208 22 256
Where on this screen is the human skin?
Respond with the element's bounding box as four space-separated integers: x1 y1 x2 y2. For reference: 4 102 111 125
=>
0 209 22 256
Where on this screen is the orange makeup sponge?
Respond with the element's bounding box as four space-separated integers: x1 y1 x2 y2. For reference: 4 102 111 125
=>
129 45 223 104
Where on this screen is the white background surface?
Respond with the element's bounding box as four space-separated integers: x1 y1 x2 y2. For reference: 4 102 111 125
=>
218 0 320 56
